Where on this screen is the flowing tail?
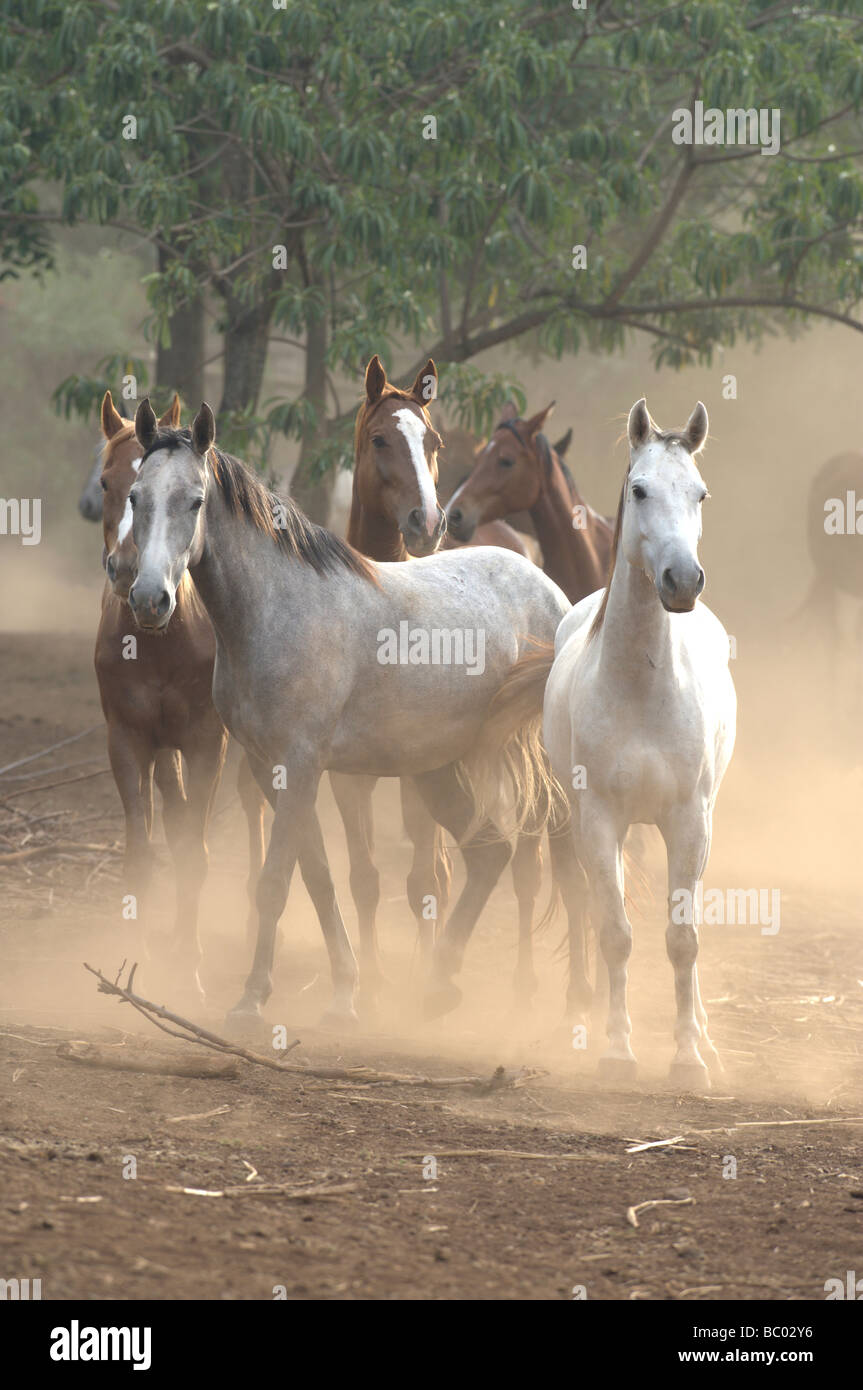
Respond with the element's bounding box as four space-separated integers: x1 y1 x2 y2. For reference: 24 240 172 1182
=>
457 638 568 844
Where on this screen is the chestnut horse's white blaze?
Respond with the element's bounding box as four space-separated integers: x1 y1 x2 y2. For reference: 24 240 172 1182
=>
543 398 736 1089
393 407 439 535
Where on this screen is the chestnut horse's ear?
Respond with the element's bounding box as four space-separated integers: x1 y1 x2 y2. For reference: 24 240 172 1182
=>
135 398 158 452
627 398 651 450
159 393 181 429
525 401 555 438
191 402 216 456
685 401 708 453
101 390 126 440
499 400 519 422
365 355 387 404
410 358 437 406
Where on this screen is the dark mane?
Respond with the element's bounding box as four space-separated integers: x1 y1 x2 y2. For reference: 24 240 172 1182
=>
141 428 377 584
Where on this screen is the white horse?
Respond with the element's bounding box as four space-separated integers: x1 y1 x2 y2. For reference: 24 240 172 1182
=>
542 398 736 1088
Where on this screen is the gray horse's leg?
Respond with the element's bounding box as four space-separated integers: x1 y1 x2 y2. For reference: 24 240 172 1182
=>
330 772 384 998
412 762 512 1018
229 765 358 1025
237 753 267 947
400 777 452 965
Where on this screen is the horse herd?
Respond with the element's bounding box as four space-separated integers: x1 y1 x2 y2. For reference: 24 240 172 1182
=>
87 357 736 1089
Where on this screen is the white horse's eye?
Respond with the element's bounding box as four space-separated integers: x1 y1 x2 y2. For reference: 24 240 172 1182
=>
632 483 647 501
191 498 203 512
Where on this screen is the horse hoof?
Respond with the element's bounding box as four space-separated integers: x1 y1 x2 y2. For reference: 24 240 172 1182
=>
423 981 463 1020
319 1008 359 1033
668 1061 711 1093
598 1055 638 1083
223 1005 266 1042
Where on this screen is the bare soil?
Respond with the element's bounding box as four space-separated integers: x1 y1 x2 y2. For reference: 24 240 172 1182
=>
1 632 862 1301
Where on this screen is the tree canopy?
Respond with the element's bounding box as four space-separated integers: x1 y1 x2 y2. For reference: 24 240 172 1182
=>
4 0 863 507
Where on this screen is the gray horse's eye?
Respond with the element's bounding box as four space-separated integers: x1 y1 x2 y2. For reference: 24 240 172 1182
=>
129 492 138 508
632 484 647 501
191 498 203 512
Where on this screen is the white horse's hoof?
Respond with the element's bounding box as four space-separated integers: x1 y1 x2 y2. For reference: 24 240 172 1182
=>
598 1055 638 1083
668 1060 711 1092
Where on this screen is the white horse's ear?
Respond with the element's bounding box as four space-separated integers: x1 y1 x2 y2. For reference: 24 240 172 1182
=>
365 355 387 404
685 402 708 453
135 398 158 452
191 402 216 456
628 398 651 449
525 401 555 437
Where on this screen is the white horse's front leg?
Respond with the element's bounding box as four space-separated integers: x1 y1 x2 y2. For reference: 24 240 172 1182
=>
662 805 715 1090
578 803 636 1080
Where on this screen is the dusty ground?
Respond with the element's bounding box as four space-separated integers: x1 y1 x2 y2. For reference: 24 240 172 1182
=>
1 631 862 1302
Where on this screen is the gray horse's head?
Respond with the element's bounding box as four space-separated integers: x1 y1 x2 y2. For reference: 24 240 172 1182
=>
127 399 213 631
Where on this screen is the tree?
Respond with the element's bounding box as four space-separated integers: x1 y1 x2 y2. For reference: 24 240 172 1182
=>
3 0 863 516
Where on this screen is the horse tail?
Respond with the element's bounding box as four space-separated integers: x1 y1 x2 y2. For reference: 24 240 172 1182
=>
457 638 568 843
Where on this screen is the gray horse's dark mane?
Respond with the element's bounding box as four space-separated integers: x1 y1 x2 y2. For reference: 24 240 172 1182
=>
140 428 376 584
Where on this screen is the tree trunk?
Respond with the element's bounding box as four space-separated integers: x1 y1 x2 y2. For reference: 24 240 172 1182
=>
219 292 275 416
155 245 206 406
289 286 335 524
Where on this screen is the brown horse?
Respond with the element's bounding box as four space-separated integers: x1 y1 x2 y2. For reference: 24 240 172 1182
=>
95 391 265 996
336 356 553 1002
445 401 613 602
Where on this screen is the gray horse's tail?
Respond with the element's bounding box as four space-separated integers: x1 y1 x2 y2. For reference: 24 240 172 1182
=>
457 639 568 843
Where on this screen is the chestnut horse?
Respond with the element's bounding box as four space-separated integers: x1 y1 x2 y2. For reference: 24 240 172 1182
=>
333 356 561 1004
95 391 265 996
446 401 614 603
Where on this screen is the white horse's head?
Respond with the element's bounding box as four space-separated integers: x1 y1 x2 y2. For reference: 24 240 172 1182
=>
622 398 709 613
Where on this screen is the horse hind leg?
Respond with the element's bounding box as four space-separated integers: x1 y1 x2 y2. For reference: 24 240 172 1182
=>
547 818 593 1028
510 832 542 1005
412 762 512 1019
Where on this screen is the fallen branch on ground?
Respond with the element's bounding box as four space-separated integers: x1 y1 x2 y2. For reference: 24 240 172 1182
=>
627 1196 695 1228
82 962 545 1091
57 1040 240 1079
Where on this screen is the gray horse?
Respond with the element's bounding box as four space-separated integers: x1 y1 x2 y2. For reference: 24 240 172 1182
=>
126 400 589 1027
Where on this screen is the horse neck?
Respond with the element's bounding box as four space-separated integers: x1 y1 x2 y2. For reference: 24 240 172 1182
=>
191 489 294 647
529 454 604 602
597 548 672 676
347 493 407 563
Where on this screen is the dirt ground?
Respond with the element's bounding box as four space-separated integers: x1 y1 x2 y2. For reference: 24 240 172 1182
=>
1 631 862 1302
